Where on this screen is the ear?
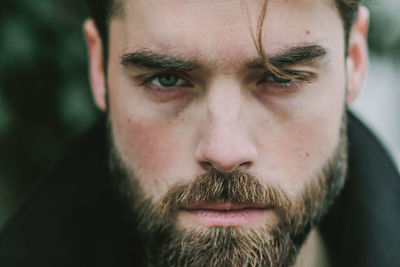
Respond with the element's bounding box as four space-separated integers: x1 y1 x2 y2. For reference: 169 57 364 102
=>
346 6 369 106
83 19 107 111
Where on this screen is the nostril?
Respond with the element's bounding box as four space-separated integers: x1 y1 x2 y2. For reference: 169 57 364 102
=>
199 160 252 173
238 161 252 169
200 161 214 171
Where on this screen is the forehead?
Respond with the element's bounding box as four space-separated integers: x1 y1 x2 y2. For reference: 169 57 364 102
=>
110 0 343 65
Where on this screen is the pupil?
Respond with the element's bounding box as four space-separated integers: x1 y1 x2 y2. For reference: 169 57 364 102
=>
159 74 178 87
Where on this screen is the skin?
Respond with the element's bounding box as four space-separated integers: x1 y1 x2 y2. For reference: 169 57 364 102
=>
84 0 369 265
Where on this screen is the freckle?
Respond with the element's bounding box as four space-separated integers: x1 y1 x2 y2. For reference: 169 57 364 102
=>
305 152 310 157
306 30 310 35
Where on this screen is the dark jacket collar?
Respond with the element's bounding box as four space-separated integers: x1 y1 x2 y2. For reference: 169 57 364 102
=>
320 112 400 267
1 112 399 266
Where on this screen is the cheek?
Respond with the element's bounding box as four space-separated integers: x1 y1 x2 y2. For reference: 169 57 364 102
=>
109 96 182 199
289 107 343 187
107 58 179 180
259 117 340 196
117 119 178 177
256 85 345 194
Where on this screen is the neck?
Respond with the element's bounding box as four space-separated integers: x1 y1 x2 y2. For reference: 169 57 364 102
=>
293 228 330 267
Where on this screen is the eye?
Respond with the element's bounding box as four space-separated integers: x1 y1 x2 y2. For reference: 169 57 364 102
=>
257 71 311 91
150 73 187 89
140 72 193 99
264 73 295 86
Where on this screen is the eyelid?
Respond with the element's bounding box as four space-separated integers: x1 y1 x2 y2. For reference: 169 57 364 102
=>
140 70 192 86
137 71 196 100
257 71 309 84
255 70 316 93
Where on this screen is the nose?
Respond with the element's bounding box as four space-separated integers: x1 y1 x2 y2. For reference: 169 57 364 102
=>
195 82 257 173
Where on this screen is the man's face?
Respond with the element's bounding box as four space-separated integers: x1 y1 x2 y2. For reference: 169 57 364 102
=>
100 0 354 265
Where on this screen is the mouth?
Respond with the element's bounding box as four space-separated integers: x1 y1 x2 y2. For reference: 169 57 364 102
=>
179 203 273 227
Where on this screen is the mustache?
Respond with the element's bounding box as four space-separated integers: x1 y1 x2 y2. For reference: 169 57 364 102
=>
160 169 292 213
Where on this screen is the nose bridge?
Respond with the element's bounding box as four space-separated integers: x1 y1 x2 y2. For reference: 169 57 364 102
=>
207 79 242 125
195 79 257 172
206 79 245 149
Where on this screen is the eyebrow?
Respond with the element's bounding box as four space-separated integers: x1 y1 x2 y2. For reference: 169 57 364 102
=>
121 50 200 72
120 44 329 72
246 44 329 69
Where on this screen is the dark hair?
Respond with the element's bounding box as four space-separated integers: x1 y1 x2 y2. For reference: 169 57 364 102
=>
252 0 361 76
85 0 361 64
337 0 363 44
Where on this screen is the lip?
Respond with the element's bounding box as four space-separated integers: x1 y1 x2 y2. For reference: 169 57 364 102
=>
180 202 272 227
181 202 270 211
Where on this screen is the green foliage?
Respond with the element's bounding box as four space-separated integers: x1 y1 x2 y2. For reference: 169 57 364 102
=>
0 0 100 220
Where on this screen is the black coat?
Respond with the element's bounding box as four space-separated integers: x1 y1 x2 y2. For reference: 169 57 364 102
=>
0 112 399 267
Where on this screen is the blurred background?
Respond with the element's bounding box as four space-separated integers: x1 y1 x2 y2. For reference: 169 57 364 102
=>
0 0 399 226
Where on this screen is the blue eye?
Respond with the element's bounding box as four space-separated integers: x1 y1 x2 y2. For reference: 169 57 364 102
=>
151 74 186 88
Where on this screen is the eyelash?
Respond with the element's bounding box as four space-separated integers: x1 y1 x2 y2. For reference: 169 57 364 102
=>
258 71 311 90
141 72 191 93
140 70 312 94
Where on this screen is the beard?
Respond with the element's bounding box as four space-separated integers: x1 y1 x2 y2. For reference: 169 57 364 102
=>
107 115 348 267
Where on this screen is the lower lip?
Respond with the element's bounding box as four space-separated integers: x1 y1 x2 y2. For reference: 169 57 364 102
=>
181 208 270 227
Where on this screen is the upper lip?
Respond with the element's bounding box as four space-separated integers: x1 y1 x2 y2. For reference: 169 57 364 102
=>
180 202 271 211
